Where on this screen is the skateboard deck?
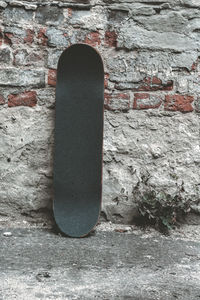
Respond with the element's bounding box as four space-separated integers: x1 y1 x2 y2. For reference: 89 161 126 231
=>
53 44 104 237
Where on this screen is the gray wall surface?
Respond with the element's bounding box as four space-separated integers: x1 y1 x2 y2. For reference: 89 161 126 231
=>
0 0 199 223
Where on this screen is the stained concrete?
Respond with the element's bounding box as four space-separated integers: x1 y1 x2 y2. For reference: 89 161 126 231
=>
0 225 200 300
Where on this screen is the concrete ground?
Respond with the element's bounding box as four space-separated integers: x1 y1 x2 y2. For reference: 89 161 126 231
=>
0 221 200 300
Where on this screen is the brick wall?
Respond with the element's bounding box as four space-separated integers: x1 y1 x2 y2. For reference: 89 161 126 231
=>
0 0 199 223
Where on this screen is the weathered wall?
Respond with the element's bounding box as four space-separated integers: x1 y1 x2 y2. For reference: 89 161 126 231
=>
0 0 199 223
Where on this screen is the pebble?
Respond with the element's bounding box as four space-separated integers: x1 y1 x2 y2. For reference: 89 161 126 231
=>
3 232 12 237
0 1 7 8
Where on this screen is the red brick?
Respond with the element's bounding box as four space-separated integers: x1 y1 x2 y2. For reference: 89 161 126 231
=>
84 32 101 47
133 93 162 110
164 95 194 112
8 91 37 107
105 31 117 47
3 27 34 45
0 94 5 105
105 92 130 111
68 8 73 17
48 69 57 87
37 28 48 46
4 30 27 45
104 73 109 89
24 29 34 44
134 76 173 92
152 76 162 85
4 33 13 45
191 60 198 71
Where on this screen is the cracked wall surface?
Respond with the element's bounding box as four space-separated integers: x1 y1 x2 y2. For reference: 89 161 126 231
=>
0 0 199 223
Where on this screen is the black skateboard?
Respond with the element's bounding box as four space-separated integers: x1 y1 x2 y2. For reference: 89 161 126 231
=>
53 44 104 237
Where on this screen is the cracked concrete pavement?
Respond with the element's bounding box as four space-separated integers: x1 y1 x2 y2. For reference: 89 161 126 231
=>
0 222 200 300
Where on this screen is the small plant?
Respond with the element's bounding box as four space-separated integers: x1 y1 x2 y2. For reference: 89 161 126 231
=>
133 174 191 234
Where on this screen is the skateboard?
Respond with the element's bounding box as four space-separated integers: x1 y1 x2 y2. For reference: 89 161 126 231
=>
53 44 104 237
